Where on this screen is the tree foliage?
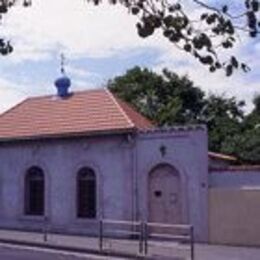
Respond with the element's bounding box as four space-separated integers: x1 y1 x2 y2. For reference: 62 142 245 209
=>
109 66 260 164
222 95 260 164
199 95 245 152
108 66 205 125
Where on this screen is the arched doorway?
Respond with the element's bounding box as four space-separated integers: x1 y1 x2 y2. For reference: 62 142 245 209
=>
148 164 182 224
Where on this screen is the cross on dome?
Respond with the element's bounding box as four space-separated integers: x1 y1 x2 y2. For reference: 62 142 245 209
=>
54 53 71 98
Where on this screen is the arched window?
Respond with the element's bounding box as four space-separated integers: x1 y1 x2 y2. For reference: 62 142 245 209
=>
77 167 96 218
25 166 45 216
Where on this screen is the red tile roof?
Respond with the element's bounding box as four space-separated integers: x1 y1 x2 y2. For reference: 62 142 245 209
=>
0 89 153 141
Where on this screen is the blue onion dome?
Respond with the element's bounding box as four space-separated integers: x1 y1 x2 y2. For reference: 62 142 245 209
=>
54 75 71 97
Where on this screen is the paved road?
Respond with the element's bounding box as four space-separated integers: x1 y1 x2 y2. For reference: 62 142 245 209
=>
1 242 260 260
0 244 125 260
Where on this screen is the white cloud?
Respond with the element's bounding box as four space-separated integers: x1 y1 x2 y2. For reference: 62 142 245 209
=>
0 78 26 112
1 0 191 61
2 0 145 61
66 65 101 80
0 0 258 112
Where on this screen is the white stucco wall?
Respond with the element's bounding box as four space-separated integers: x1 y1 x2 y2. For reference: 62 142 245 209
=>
135 126 208 242
0 134 134 234
0 126 208 241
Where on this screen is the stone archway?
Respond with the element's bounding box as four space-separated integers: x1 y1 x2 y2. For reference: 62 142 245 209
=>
148 164 182 224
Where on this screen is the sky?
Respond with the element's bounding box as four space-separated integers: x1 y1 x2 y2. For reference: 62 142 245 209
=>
0 0 259 113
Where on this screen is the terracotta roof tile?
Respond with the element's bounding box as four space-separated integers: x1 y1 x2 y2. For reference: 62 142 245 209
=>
0 88 153 141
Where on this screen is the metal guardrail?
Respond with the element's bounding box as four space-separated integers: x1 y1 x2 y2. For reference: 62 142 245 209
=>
98 219 142 254
144 222 194 260
28 217 195 259
96 219 194 260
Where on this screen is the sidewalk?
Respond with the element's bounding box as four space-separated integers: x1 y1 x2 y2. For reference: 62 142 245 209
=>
195 244 260 260
0 229 260 260
0 229 188 259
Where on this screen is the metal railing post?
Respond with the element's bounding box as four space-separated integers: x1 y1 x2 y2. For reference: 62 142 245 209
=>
144 222 148 255
43 216 48 242
190 226 195 260
138 221 143 255
99 219 103 251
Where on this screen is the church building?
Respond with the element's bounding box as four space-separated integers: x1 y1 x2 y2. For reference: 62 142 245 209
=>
0 74 209 241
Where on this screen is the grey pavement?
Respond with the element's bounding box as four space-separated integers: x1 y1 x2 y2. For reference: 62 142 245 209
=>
1 243 260 260
0 243 126 260
195 244 260 260
0 229 260 259
0 229 189 259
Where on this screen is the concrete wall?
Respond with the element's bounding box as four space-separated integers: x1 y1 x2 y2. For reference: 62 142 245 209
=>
209 168 260 246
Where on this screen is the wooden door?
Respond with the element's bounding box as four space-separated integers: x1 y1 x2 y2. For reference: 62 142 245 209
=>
148 164 181 225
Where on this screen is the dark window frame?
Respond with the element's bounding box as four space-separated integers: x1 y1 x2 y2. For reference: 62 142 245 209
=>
77 167 97 219
24 166 45 216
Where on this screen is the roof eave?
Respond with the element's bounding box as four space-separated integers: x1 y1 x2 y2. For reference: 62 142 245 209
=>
0 127 138 143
